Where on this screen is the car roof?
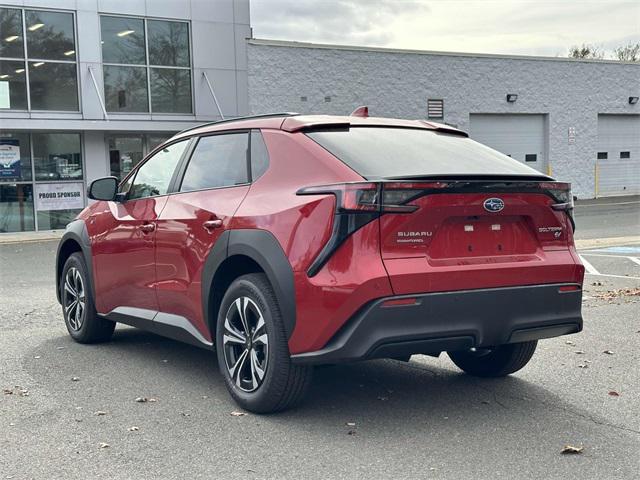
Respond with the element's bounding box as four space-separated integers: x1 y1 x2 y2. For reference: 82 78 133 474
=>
170 113 468 142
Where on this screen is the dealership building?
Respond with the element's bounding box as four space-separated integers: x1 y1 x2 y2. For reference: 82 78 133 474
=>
0 1 638 233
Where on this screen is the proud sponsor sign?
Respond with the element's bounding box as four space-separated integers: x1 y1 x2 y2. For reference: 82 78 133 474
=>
35 182 85 211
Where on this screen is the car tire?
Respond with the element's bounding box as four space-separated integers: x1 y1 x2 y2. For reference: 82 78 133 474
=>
448 341 537 377
60 253 115 343
216 273 313 413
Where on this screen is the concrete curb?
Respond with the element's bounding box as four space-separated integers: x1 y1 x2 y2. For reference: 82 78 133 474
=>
0 231 64 244
575 236 640 250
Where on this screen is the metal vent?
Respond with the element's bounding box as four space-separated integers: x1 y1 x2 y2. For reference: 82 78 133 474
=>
427 99 444 119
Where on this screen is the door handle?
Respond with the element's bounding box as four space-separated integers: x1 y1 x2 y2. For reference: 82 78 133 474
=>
203 219 223 231
140 222 156 233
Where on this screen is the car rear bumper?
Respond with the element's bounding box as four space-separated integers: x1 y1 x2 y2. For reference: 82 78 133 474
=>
291 283 582 365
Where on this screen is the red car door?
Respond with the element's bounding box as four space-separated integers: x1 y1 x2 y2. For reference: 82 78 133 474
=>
91 139 191 316
154 132 252 342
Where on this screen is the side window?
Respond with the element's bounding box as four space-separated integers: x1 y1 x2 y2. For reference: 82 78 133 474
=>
180 133 249 192
250 130 270 180
128 140 189 200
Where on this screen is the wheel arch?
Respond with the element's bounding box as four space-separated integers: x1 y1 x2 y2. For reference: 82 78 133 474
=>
56 220 94 304
202 229 296 341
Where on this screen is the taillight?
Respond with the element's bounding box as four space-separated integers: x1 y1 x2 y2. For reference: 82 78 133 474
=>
542 182 575 231
297 182 421 275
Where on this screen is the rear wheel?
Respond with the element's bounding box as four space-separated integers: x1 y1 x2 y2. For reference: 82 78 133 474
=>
215 273 312 413
60 253 115 343
448 341 537 377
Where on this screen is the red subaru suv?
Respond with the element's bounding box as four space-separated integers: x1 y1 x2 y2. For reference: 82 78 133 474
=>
56 112 584 413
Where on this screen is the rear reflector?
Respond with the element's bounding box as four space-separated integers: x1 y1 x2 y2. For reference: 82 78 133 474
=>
558 285 581 292
381 297 418 307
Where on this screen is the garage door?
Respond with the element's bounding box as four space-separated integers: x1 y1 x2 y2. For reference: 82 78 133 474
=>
469 114 547 174
597 114 640 197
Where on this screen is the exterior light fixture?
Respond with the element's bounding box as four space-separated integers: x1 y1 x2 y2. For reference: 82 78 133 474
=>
117 30 135 37
5 35 19 42
28 23 44 31
629 96 639 105
506 94 518 103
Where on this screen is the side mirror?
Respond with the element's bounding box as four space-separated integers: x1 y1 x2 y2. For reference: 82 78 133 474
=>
88 176 118 201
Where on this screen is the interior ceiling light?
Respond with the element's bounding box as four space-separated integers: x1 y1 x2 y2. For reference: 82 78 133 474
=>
28 23 44 31
15 68 25 73
4 35 19 42
117 30 135 37
33 62 45 67
64 50 75 56
0 74 9 79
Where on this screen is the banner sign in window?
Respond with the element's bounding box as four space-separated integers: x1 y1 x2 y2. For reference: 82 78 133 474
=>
35 182 85 211
0 139 21 178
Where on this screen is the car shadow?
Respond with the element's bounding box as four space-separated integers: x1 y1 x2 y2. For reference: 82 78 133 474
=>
27 325 610 440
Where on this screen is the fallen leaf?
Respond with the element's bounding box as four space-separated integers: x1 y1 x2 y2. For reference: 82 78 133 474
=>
128 426 139 431
3 388 13 395
135 397 148 403
71 377 80 382
56 346 65 350
230 411 246 417
95 411 107 416
181 412 191 417
99 442 110 449
347 430 357 436
575 351 585 355
603 350 614 355
608 391 620 397
561 445 583 454
565 340 575 345
148 398 157 403
578 364 589 369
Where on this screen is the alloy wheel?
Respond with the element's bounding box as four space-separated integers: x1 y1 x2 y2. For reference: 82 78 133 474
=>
63 267 85 331
222 297 269 392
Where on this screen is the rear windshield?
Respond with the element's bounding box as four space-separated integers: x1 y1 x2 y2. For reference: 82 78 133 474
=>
306 127 544 179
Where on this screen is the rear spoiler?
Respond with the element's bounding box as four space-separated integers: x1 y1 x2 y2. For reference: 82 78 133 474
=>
281 117 468 137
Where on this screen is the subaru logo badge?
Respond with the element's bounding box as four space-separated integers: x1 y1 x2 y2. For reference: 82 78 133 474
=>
483 198 505 212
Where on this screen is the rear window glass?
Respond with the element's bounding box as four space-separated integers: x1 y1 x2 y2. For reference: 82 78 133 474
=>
306 127 543 179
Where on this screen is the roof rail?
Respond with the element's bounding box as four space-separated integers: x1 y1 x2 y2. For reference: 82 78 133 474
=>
176 112 300 135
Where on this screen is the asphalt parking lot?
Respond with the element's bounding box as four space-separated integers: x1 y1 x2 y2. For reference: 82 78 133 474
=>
1 202 639 479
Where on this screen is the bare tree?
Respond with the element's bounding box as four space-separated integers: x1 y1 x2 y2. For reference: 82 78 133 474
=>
568 44 605 59
613 43 640 62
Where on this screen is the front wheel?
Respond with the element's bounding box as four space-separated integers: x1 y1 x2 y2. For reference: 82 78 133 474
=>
215 273 312 413
60 253 115 343
448 341 537 377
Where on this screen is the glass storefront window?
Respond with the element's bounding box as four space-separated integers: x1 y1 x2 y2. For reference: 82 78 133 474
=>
100 15 192 114
32 133 82 181
147 20 190 67
150 68 192 113
28 61 78 111
0 60 27 110
109 136 143 179
147 134 173 152
0 132 31 182
100 16 146 65
24 10 76 61
36 208 79 230
0 7 78 112
0 8 24 59
0 184 34 232
103 65 148 112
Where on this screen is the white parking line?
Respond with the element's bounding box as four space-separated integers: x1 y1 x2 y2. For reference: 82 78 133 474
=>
629 257 640 267
579 255 600 275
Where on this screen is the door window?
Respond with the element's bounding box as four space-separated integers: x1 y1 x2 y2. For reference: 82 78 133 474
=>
180 133 249 192
129 140 188 200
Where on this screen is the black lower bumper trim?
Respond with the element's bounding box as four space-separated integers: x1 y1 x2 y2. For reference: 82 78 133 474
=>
292 283 582 365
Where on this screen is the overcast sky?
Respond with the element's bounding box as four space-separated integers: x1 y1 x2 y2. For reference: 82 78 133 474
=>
251 0 640 58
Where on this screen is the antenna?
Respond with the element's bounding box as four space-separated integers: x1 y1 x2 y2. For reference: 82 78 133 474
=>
350 106 369 117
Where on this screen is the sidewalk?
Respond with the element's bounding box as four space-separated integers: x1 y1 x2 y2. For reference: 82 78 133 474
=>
0 230 64 244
